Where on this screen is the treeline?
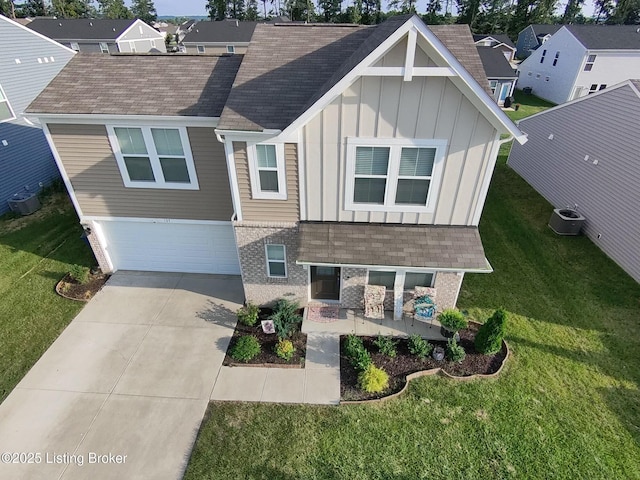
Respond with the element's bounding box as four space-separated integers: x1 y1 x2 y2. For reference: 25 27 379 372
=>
0 0 158 24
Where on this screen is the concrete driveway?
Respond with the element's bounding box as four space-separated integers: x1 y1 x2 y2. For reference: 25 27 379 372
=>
0 272 244 480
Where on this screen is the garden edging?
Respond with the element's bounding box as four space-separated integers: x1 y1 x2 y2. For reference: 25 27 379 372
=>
55 279 89 302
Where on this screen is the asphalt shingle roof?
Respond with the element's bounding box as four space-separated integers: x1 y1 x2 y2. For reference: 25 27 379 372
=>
473 33 515 49
182 19 259 44
26 54 242 117
530 24 562 37
218 16 491 131
476 46 517 79
298 223 489 270
565 24 640 50
26 18 137 41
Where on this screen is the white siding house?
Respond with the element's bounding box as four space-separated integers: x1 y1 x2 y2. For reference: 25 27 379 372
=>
517 25 640 105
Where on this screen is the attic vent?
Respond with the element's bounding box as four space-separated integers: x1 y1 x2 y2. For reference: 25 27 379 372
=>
59 23 62 26
89 22 93 26
112 28 116 31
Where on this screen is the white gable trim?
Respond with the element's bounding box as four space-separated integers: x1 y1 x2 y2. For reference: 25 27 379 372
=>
115 19 164 42
0 15 77 54
29 113 218 127
279 15 526 144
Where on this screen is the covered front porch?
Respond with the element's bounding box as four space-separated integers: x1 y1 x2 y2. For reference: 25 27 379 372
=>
301 306 447 341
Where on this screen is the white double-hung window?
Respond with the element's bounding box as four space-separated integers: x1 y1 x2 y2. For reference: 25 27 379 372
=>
0 84 15 123
107 126 199 189
345 138 445 213
247 142 287 200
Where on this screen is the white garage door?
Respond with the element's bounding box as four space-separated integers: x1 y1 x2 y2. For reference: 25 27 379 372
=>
98 220 241 275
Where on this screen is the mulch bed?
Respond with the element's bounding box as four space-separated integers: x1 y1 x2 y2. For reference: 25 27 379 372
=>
56 272 109 302
340 323 507 401
223 309 307 368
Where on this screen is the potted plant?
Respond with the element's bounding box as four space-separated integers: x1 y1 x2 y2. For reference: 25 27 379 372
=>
438 308 468 339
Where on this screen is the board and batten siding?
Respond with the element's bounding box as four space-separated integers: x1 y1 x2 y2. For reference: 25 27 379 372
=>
233 142 299 222
301 75 497 225
508 84 640 283
47 123 234 221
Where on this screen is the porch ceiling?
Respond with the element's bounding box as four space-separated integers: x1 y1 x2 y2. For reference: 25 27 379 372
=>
297 222 489 270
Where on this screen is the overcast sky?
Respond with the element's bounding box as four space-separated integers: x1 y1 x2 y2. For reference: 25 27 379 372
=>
146 0 597 19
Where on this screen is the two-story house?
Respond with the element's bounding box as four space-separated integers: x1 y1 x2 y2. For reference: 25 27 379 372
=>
476 46 517 105
473 34 516 62
516 25 640 105
26 18 164 53
27 15 526 319
515 24 561 59
0 15 76 214
181 19 260 55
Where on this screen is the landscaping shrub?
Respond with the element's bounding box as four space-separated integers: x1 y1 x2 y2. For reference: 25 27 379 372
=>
408 334 432 359
237 303 260 326
358 364 389 393
439 309 468 332
344 334 371 372
373 335 398 358
275 339 295 361
230 335 261 362
68 264 89 284
475 308 508 355
446 338 466 363
269 299 303 339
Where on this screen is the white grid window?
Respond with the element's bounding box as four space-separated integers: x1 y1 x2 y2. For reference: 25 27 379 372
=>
353 147 389 204
99 42 109 53
368 270 395 290
70 42 80 51
584 54 596 71
404 272 434 290
265 244 286 278
247 142 287 200
0 85 15 123
489 80 498 93
107 126 199 190
197 45 205 53
226 45 235 53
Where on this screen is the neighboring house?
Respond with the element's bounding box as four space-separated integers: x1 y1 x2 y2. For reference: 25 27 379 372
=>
153 21 178 36
473 34 516 62
27 15 526 318
476 46 517 105
516 25 640 105
182 19 259 54
508 80 640 283
26 18 164 53
516 24 561 59
176 19 196 39
0 15 75 214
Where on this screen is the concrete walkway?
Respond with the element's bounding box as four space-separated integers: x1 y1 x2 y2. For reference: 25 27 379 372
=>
211 333 341 405
0 272 244 480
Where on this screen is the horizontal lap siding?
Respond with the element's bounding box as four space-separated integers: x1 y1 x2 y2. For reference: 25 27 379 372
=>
508 85 640 283
233 141 299 222
48 123 234 221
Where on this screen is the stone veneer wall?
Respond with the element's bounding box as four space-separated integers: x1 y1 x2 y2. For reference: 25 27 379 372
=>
234 221 308 307
87 221 112 273
433 272 464 311
341 267 367 308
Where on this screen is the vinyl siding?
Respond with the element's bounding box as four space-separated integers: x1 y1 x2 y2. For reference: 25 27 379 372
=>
508 84 640 283
184 44 248 54
301 75 497 225
118 39 161 53
48 123 234 221
117 20 163 42
233 141 299 222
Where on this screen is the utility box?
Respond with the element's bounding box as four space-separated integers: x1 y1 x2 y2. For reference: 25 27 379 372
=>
549 208 585 235
7 192 41 216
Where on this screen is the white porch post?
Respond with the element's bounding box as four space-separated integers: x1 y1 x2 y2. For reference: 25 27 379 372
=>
393 270 405 320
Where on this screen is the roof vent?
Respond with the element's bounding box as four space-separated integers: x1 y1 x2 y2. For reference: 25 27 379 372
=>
113 28 116 31
59 22 62 26
236 20 239 27
89 22 93 26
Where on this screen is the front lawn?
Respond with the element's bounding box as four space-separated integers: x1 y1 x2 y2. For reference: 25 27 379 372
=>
509 89 556 122
184 95 640 479
0 193 95 403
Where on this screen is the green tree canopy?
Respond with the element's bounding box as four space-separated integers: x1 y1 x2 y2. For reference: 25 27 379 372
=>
131 0 157 23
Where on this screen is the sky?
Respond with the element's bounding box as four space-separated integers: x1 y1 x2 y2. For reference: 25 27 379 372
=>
144 0 597 20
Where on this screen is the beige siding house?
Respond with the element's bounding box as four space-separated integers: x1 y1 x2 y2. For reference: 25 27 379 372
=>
181 20 258 55
27 15 525 317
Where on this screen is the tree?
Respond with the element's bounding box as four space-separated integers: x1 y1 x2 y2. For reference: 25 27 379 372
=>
229 0 246 19
561 0 585 23
131 0 157 23
19 0 48 17
245 0 259 19
594 0 615 22
388 0 416 13
456 0 481 25
348 0 362 23
51 0 97 18
362 0 381 24
474 308 507 355
0 0 15 17
206 0 227 20
609 0 640 23
97 0 131 18
284 0 313 21
319 0 341 21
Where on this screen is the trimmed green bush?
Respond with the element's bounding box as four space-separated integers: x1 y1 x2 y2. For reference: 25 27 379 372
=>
344 334 364 357
275 339 295 361
408 334 433 359
446 338 466 363
344 334 372 372
373 335 398 358
230 335 261 362
358 364 389 393
237 303 260 326
269 299 303 339
475 308 508 355
68 264 89 284
439 309 468 332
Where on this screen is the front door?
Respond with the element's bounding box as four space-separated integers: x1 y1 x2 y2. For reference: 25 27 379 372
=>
310 266 341 301
499 83 511 103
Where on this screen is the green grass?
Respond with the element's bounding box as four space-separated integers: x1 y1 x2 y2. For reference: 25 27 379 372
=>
509 89 556 122
0 193 95 403
184 94 640 479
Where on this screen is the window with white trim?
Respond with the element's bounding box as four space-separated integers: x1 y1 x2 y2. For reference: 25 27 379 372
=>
368 270 435 291
368 270 395 290
345 138 445 213
489 80 498 94
197 45 205 53
540 49 546 63
70 42 80 51
265 244 287 278
589 84 598 94
247 142 287 200
99 42 109 53
151 39 156 49
404 272 434 290
552 51 559 66
130 42 137 53
107 126 199 190
584 54 596 71
226 45 235 53
0 85 15 123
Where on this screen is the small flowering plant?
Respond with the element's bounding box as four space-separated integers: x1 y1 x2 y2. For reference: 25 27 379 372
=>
275 339 295 361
